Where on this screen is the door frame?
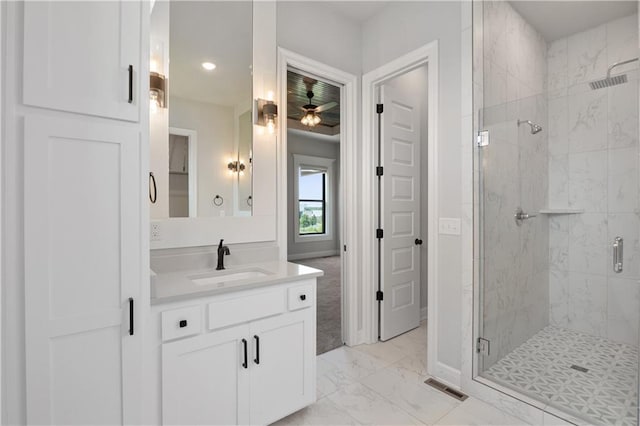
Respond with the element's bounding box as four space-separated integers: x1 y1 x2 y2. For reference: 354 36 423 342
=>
276 48 359 346
361 41 439 376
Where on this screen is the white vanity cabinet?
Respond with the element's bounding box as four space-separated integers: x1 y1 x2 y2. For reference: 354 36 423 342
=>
23 0 141 121
157 279 317 426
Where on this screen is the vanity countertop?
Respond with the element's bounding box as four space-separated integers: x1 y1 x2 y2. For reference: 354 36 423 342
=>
151 260 324 305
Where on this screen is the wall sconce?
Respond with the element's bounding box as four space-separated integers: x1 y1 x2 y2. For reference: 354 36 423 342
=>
150 72 166 113
254 98 278 134
228 160 246 173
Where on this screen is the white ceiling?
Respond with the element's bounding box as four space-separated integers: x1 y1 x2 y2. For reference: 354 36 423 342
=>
168 1 252 107
324 1 391 22
509 1 638 42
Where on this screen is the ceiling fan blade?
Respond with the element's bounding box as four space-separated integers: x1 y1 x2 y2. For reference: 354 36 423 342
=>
315 101 337 113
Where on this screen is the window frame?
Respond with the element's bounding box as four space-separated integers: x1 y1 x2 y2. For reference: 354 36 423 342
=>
292 154 335 243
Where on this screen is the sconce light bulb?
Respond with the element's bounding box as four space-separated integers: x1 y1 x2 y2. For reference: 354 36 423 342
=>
267 119 275 134
266 91 274 101
150 98 159 114
202 62 216 71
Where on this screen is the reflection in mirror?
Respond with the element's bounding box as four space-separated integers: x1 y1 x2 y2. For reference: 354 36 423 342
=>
149 0 253 219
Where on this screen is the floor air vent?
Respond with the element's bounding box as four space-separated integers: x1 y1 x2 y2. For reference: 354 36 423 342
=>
570 364 589 373
424 378 468 401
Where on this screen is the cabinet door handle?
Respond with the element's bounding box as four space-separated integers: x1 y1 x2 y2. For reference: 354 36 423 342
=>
241 338 248 369
127 65 133 104
254 335 260 364
299 294 306 301
149 172 157 204
128 297 134 336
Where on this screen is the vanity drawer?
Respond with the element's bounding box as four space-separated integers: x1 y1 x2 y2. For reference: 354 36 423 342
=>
288 284 314 311
162 306 202 342
208 288 285 331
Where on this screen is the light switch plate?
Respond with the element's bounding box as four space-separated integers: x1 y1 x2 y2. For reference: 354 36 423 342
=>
439 218 461 235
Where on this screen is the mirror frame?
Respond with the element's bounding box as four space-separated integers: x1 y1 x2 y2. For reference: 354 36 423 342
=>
150 2 277 249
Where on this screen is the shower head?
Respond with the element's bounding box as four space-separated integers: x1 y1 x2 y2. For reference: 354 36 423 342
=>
517 119 543 135
589 58 638 90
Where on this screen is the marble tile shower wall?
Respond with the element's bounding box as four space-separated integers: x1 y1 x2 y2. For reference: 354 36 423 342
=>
481 0 549 369
547 14 640 346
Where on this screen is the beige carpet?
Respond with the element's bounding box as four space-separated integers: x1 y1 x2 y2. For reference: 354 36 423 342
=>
292 256 342 355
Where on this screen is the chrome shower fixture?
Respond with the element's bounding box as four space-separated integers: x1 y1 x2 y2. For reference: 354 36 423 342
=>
517 119 543 135
589 57 639 90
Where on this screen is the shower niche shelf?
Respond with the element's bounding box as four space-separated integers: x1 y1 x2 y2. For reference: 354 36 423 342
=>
538 208 584 215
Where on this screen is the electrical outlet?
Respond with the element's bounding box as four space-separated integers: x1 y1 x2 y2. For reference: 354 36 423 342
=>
151 223 162 241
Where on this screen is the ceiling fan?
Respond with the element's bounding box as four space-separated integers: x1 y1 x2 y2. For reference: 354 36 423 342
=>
300 77 337 127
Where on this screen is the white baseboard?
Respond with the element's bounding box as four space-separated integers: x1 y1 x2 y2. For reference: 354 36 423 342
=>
434 362 461 389
420 307 427 321
287 250 339 261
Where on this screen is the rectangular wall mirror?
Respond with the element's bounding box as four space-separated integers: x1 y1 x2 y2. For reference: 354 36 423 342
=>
150 0 253 219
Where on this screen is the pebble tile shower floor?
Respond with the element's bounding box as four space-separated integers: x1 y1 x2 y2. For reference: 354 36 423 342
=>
483 326 638 426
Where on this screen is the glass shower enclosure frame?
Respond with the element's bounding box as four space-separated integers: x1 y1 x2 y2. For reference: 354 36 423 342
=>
472 1 640 425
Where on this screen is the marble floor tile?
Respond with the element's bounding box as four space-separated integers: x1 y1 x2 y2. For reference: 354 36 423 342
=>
352 340 408 365
317 357 357 399
319 346 388 380
434 398 530 426
387 354 429 380
272 396 361 426
327 382 424 425
360 369 460 425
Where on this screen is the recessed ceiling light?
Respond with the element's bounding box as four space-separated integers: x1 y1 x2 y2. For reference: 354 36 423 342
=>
201 62 216 71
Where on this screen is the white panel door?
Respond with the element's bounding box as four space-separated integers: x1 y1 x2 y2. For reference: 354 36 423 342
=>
162 324 250 425
23 1 140 121
24 115 142 425
250 309 315 425
380 85 422 341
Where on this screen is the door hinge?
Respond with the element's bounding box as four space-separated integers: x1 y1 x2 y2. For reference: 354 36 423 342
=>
376 166 384 176
476 337 490 356
376 103 383 114
376 290 384 301
477 130 490 147
343 244 347 252
376 228 383 239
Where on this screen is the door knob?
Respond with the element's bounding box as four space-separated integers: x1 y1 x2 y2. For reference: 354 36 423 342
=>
415 238 423 245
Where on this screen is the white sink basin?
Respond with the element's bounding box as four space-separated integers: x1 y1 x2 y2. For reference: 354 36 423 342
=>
189 268 270 287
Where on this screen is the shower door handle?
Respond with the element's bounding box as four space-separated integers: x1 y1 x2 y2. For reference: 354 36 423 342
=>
613 237 623 273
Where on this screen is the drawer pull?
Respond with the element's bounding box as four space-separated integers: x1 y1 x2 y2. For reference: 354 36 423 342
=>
179 320 187 328
299 294 306 301
241 339 248 369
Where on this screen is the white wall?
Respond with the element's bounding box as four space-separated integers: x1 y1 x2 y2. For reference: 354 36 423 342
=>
169 96 236 217
287 131 341 259
362 1 465 372
276 2 362 76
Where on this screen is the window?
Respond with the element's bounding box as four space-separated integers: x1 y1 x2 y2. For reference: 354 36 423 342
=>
293 154 335 243
298 168 326 235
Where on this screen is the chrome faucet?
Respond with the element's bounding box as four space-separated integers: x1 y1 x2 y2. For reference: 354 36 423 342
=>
216 239 230 270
